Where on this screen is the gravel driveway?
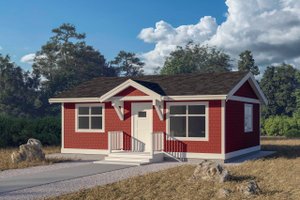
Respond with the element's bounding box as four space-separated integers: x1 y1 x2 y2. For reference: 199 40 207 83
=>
0 161 184 200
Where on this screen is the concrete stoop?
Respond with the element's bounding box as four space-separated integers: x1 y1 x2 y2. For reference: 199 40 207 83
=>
94 152 164 165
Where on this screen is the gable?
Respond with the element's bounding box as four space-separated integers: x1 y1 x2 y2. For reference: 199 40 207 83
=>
114 86 148 97
234 80 258 99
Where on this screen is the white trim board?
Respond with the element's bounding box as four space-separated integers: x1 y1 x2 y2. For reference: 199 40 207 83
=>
163 95 227 101
184 152 224 159
61 148 109 154
61 103 65 149
228 96 261 104
221 100 225 155
49 97 100 103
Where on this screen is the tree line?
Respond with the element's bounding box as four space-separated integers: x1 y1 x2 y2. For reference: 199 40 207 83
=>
0 23 145 118
0 23 299 146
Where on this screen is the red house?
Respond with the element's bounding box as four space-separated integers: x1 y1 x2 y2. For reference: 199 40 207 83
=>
49 71 267 164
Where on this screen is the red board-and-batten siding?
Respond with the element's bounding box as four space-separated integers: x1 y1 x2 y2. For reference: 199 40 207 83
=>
63 81 260 154
225 80 260 153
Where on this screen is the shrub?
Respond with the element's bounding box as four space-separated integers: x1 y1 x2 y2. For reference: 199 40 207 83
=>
285 128 300 138
0 115 61 147
263 115 300 137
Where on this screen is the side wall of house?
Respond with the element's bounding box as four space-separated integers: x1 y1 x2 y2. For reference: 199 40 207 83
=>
225 80 261 153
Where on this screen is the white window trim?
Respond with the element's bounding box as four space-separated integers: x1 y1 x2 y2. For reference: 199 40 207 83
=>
166 102 209 141
244 103 253 133
75 103 105 133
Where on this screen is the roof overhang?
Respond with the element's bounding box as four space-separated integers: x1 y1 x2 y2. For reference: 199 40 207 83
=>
49 72 267 105
49 97 100 103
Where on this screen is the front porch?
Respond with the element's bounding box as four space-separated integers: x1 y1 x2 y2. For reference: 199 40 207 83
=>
94 131 186 165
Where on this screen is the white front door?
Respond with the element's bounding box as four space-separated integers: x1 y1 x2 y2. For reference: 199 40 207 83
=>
132 103 153 152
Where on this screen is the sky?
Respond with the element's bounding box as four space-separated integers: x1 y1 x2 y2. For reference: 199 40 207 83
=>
0 0 300 74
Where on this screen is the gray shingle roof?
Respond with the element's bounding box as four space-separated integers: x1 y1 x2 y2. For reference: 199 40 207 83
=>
55 71 248 98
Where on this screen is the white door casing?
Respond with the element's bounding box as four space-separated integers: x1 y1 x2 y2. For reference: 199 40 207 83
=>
131 103 153 152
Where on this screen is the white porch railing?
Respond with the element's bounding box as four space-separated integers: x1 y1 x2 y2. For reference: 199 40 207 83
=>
108 131 186 161
131 137 145 152
152 132 186 162
108 131 123 153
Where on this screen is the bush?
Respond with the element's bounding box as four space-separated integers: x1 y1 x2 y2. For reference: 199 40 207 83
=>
263 115 300 137
286 128 300 138
0 115 61 147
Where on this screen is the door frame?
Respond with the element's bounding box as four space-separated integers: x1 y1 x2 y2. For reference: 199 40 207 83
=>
131 102 153 152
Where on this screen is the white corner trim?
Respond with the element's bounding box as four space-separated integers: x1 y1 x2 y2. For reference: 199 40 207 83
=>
221 100 225 155
228 96 261 104
227 72 267 105
100 79 161 102
111 96 154 101
61 103 64 149
225 145 261 160
163 95 227 101
61 148 109 155
49 97 100 103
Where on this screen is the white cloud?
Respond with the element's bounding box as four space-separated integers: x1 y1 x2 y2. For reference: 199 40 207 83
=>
138 0 300 73
20 53 36 64
0 46 3 51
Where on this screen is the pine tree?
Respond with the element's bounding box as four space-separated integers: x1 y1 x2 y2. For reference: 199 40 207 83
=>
238 50 260 75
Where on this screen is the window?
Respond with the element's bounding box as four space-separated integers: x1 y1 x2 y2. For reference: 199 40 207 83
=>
167 103 208 139
138 111 147 118
76 104 104 132
244 104 253 132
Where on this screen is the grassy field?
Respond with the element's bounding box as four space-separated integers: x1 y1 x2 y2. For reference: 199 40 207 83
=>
51 139 300 200
0 146 62 171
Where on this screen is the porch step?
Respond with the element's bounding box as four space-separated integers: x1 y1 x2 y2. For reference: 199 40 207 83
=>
93 160 148 166
105 156 150 162
108 152 152 159
94 152 164 165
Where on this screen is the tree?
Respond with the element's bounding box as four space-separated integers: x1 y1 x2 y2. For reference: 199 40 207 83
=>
32 23 116 115
260 63 300 118
0 55 38 117
294 71 300 117
160 43 231 75
238 50 260 75
110 51 144 77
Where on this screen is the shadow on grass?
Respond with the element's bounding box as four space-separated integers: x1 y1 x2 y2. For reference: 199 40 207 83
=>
261 144 300 159
228 174 256 182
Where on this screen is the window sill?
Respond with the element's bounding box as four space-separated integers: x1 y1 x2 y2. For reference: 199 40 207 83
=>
169 137 209 141
75 129 105 133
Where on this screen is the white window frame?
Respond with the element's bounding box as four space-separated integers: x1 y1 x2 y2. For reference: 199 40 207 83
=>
166 102 209 141
75 103 105 133
244 103 253 133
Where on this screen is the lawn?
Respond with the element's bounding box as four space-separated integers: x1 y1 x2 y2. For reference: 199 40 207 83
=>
0 146 62 171
51 139 300 200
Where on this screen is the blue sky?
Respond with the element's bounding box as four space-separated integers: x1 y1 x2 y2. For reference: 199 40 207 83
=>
0 0 227 70
1 0 300 73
